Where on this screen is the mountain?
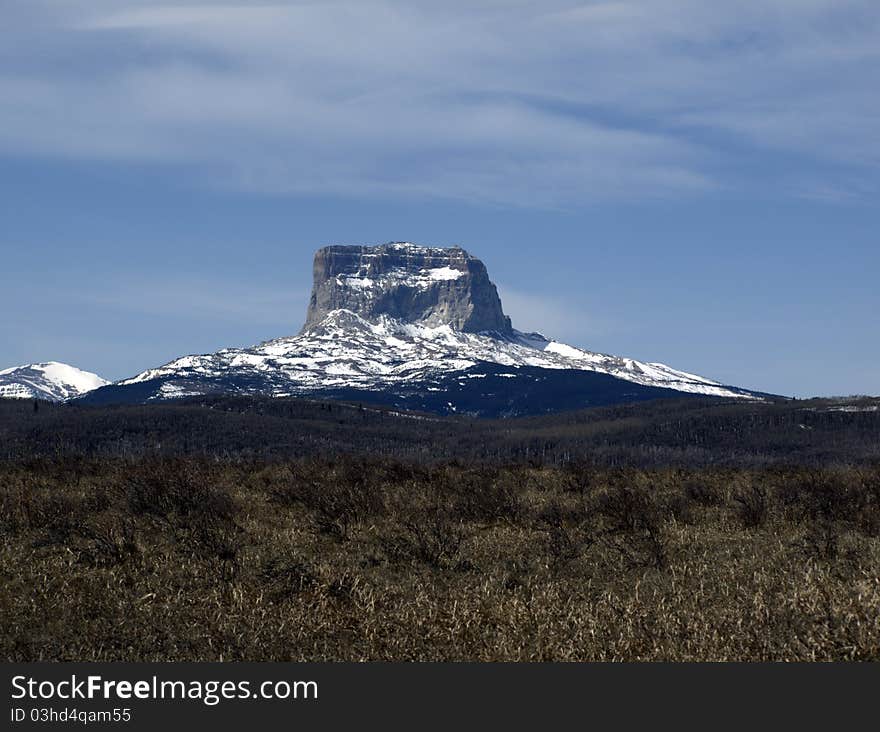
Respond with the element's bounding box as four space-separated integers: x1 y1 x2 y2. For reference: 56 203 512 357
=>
80 242 764 416
0 362 109 402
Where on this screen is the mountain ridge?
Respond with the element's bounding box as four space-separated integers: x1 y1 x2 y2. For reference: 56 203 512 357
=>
73 242 765 415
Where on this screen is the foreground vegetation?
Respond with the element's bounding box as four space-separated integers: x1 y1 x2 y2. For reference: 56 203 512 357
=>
2 455 879 661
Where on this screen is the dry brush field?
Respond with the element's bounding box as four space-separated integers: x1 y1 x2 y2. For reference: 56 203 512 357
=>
2 456 879 661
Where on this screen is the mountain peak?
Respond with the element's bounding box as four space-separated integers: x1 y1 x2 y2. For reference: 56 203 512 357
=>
0 361 108 401
303 242 512 334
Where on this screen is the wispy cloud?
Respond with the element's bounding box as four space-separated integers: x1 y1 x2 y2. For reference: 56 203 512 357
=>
1 1 878 205
1 272 308 329
75 275 309 327
497 285 616 346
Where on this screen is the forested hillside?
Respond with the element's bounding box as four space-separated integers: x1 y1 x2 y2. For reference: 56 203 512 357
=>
2 395 878 467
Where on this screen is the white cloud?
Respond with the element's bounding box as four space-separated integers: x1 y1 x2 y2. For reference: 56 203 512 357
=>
1 0 877 205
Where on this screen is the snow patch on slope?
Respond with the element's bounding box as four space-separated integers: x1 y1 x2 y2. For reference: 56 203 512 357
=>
334 264 465 294
118 309 756 401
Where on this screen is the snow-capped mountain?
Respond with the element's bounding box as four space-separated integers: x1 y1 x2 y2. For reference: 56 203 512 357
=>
0 362 109 402
81 243 764 416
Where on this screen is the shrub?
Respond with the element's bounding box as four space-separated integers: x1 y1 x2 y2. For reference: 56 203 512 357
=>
190 520 241 573
597 484 668 569
275 460 386 541
125 460 236 523
733 482 769 529
802 519 839 562
77 515 140 567
410 513 465 569
380 511 465 570
450 470 523 524
259 555 318 603
26 492 83 546
683 479 723 507
596 484 659 534
665 493 695 524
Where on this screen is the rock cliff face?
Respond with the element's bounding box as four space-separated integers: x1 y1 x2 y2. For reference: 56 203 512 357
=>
303 242 512 334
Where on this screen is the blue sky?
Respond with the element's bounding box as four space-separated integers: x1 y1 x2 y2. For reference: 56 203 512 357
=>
1 0 878 397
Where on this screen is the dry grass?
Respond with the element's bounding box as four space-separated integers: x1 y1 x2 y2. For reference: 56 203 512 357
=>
1 458 879 661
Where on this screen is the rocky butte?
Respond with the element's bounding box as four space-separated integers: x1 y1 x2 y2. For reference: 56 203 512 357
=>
304 243 512 334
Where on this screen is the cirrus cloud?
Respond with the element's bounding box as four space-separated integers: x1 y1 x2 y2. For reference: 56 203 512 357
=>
1 0 878 206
